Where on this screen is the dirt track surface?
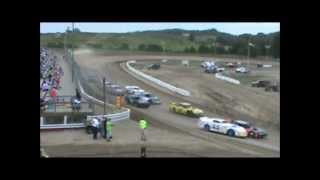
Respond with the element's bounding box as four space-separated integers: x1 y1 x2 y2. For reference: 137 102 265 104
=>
62 49 280 157
41 121 274 157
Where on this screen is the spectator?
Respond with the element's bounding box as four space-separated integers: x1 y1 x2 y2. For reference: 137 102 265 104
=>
106 120 113 142
42 81 49 93
91 118 99 140
48 74 52 82
50 87 57 103
59 66 64 76
76 88 81 101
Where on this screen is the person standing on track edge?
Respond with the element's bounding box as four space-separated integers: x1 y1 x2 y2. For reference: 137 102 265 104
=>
139 119 148 158
102 118 107 139
91 118 99 140
76 88 81 101
106 119 113 142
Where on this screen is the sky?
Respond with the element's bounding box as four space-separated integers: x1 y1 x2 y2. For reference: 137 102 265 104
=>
40 23 280 35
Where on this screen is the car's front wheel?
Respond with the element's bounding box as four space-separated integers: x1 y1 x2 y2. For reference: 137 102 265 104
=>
204 124 210 131
187 111 193 117
249 131 255 137
227 129 235 137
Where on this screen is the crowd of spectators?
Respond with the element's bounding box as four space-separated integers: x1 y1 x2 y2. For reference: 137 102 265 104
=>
40 47 64 112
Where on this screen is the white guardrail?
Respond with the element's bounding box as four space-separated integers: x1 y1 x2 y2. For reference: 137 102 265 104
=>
40 81 130 130
77 80 130 122
126 60 191 96
215 73 240 85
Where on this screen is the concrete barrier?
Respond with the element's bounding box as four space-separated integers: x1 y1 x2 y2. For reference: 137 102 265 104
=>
126 60 191 96
215 73 240 85
77 80 130 122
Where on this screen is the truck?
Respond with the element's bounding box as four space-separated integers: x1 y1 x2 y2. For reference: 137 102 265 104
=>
147 64 161 70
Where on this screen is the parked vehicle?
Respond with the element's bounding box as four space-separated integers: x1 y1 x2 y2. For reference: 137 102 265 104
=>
204 66 217 73
265 83 280 92
226 62 236 68
251 80 271 88
125 86 145 95
216 67 225 72
201 61 215 68
231 120 267 139
169 102 203 117
198 117 247 138
147 64 160 70
236 67 250 73
106 84 126 96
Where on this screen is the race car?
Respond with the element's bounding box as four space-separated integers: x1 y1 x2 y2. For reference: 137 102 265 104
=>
236 67 250 73
125 86 145 95
231 120 267 139
142 92 161 105
169 102 204 117
125 94 151 108
198 117 247 138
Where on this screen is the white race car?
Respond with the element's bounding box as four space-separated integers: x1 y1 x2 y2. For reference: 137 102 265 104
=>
198 117 247 138
125 86 145 94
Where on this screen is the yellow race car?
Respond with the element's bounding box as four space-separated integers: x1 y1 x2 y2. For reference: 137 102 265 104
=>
169 102 204 117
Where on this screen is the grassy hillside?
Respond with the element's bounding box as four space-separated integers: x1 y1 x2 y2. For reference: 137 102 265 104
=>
40 28 280 58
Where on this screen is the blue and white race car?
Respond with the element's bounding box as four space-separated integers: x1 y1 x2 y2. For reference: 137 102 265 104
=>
198 117 247 138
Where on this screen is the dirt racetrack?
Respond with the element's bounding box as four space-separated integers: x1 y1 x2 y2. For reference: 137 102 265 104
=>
67 49 280 157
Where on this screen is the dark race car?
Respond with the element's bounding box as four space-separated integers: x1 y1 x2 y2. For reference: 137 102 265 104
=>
125 94 151 108
231 120 267 139
142 92 161 105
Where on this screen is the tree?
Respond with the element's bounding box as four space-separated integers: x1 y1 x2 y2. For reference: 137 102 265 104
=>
271 32 280 58
146 44 163 52
189 46 196 53
184 46 196 53
119 43 129 50
74 28 81 33
138 44 146 51
189 33 195 42
198 44 211 53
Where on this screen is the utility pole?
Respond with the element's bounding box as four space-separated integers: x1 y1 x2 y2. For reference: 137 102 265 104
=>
64 30 67 58
247 39 250 68
265 45 271 60
213 36 217 57
103 77 106 116
247 38 254 70
102 77 106 139
71 23 74 82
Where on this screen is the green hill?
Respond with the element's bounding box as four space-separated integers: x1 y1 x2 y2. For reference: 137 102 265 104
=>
40 28 280 58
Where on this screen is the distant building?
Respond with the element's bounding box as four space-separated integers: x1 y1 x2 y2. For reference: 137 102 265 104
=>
182 33 190 37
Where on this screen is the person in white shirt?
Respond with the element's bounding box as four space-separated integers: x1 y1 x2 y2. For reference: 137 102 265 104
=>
91 118 99 140
42 82 49 93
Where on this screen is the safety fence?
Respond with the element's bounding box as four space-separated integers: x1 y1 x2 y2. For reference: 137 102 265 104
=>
126 60 191 96
42 95 92 113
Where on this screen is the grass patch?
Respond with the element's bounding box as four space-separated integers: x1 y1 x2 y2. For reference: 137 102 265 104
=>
225 73 264 85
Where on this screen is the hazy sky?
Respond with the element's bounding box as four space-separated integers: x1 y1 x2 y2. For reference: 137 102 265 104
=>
40 22 280 35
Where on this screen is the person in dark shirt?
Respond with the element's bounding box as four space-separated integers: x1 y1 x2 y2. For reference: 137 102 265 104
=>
76 88 81 101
